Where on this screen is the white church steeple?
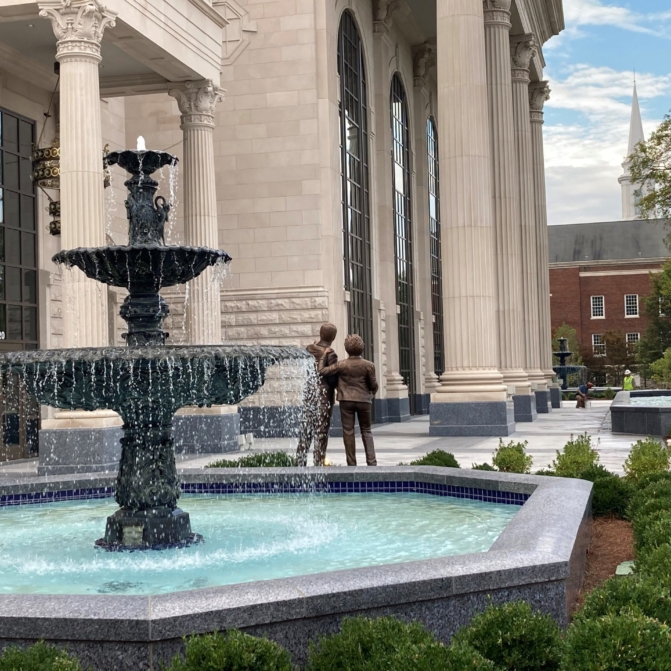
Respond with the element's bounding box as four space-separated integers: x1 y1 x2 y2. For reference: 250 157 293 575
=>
619 82 646 220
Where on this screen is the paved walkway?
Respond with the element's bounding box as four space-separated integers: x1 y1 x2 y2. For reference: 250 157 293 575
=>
0 401 647 480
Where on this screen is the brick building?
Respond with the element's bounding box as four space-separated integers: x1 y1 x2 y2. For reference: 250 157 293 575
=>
549 219 669 355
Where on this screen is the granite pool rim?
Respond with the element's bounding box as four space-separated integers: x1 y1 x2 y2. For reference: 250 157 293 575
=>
611 390 671 436
0 466 592 670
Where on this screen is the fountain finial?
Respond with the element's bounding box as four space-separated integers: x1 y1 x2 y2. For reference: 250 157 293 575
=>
137 135 146 151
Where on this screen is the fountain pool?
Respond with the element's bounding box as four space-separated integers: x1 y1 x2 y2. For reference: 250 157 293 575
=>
0 492 517 596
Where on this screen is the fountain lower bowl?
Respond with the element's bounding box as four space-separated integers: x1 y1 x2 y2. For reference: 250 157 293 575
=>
53 245 231 290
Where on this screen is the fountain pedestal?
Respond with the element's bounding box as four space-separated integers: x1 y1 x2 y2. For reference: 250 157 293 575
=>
100 508 198 550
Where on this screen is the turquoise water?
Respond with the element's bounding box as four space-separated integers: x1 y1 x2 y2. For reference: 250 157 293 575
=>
0 494 518 595
631 396 671 407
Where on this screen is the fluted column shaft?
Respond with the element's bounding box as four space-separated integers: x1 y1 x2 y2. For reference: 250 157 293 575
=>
484 1 529 396
510 36 546 390
530 82 554 382
39 0 116 348
435 0 506 402
170 82 224 345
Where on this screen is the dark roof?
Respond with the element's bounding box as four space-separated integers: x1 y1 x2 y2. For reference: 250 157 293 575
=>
548 219 670 263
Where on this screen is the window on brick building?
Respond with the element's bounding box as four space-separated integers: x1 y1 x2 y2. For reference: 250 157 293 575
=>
625 294 639 317
591 296 605 318
592 334 606 355
626 332 640 350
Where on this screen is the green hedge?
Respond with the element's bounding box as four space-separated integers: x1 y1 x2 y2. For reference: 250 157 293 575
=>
207 452 297 468
0 642 82 671
165 631 293 671
552 433 599 478
492 440 533 474
409 450 460 468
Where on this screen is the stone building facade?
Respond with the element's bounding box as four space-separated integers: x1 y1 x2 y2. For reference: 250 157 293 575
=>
0 0 563 463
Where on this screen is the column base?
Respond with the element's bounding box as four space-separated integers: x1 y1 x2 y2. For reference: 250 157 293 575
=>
513 394 538 423
173 407 240 454
414 393 431 415
550 387 562 409
429 400 515 437
37 426 123 476
535 390 552 414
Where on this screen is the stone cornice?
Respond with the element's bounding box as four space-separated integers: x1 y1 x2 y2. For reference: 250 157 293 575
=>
510 34 536 73
374 0 401 34
39 0 116 60
169 80 225 127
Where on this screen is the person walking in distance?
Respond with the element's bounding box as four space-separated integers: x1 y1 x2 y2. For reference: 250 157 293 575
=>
296 323 338 466
319 334 378 466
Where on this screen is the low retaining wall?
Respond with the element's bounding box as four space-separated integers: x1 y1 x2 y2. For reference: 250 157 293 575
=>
0 467 592 671
611 390 671 437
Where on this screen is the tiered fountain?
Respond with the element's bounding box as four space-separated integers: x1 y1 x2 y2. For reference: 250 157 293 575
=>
0 148 311 550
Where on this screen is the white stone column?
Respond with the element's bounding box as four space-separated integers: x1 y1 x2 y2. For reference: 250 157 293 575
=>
483 1 530 398
510 36 546 392
431 0 510 436
39 0 116 348
169 81 225 345
530 81 555 384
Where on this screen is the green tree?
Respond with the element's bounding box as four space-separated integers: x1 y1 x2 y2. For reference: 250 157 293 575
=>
651 349 671 387
637 261 671 375
552 323 582 365
629 112 671 227
580 330 637 386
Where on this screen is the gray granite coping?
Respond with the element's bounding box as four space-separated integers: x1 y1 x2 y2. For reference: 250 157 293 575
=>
0 468 591 644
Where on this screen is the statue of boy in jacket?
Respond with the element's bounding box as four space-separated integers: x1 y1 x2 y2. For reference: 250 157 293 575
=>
296 323 338 466
319 334 378 466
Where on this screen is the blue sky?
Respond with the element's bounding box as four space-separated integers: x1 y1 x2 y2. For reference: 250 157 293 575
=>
543 0 671 224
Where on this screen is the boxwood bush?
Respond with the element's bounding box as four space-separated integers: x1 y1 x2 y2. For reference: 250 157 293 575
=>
551 433 599 478
492 440 533 474
207 452 297 469
624 438 671 484
575 576 671 625
409 450 460 468
305 616 459 671
452 602 563 671
635 544 671 588
0 642 82 671
635 514 671 555
635 471 671 491
562 612 671 671
165 631 293 671
590 475 635 518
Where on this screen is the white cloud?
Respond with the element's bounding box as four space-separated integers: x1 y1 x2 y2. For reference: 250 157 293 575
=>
544 65 671 224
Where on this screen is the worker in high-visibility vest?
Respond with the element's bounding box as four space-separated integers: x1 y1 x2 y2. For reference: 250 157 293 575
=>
623 369 635 391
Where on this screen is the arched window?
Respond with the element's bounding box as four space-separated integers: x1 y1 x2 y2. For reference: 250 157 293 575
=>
427 118 445 376
391 74 416 408
338 11 374 362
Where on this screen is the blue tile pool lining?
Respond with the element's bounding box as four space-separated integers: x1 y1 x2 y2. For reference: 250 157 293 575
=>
0 481 529 507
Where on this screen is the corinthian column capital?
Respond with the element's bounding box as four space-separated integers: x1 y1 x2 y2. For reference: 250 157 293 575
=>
483 0 512 26
169 80 226 128
510 34 536 80
39 0 116 61
529 80 551 123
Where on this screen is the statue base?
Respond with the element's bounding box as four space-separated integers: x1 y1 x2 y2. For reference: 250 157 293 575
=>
96 507 201 551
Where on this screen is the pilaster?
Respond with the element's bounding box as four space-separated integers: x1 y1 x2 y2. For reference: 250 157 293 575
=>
431 0 511 436
483 0 530 399
510 35 546 393
169 80 225 346
530 80 555 385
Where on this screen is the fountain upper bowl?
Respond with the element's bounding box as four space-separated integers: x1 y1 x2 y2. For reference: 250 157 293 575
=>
105 149 177 175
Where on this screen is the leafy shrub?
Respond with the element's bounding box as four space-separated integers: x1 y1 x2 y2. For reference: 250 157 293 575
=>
632 509 671 549
207 452 297 468
635 544 671 588
624 438 671 484
306 616 447 671
441 642 496 670
635 514 671 555
628 493 671 524
409 450 460 468
492 440 533 474
452 602 563 671
552 434 599 478
591 476 635 518
603 387 617 400
562 612 671 671
534 469 557 477
576 576 671 625
0 642 82 671
165 630 293 671
578 464 615 482
472 463 496 471
636 471 671 491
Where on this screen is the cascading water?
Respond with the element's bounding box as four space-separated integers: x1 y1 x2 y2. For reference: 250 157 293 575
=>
0 147 312 551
